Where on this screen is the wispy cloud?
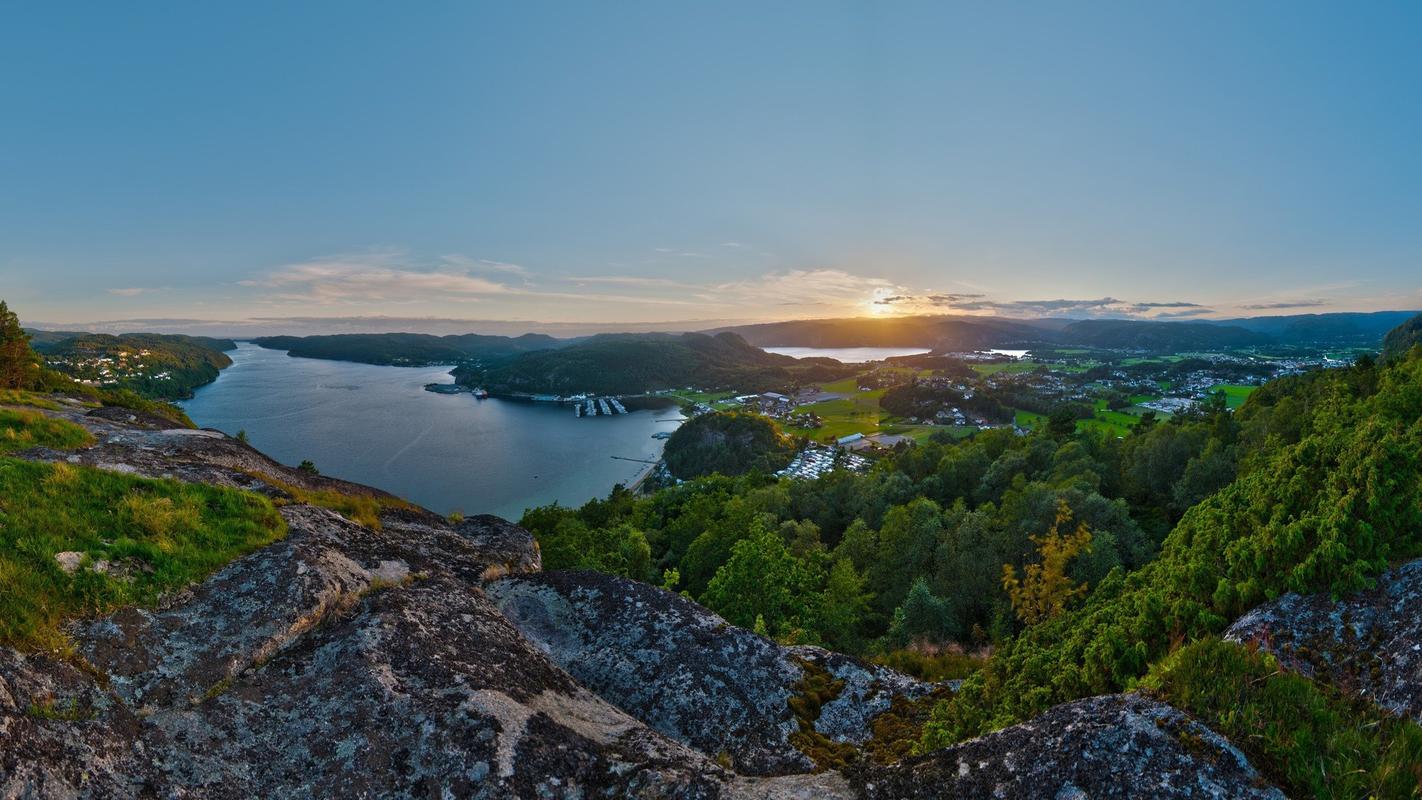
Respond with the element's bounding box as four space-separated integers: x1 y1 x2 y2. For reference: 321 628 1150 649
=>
1239 300 1327 310
107 287 163 297
243 252 512 305
653 247 711 259
440 254 530 278
575 275 703 289
874 293 985 306
1152 307 1216 319
871 293 1209 319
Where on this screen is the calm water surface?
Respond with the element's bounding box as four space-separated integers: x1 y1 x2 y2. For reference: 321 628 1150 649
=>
181 343 683 520
763 346 931 362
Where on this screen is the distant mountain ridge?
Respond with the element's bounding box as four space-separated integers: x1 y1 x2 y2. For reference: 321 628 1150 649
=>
708 310 1421 351
1215 310 1421 344
252 332 566 366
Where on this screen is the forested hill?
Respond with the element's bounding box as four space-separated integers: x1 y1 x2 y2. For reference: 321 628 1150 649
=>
521 312 1422 797
459 331 856 395
705 315 1063 350
1381 313 1422 361
252 331 564 366
711 310 1421 351
663 411 797 480
1055 319 1269 349
34 332 236 400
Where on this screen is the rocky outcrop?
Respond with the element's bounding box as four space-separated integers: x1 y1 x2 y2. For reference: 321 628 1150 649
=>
1225 556 1422 719
4 504 749 798
849 694 1287 799
1 401 1291 799
487 571 934 776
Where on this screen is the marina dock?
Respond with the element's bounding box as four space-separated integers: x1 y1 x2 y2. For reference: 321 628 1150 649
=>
575 396 630 417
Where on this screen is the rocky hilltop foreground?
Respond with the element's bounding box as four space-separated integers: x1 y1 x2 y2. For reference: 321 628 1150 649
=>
0 400 1312 798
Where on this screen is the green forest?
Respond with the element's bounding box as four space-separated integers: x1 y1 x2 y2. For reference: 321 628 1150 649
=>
522 322 1422 796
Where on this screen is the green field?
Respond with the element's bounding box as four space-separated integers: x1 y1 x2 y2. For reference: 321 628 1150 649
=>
785 378 979 444
1120 355 1186 366
879 419 979 443
1210 383 1257 409
785 381 887 441
662 389 740 410
971 360 1042 376
1015 398 1159 438
1013 409 1045 429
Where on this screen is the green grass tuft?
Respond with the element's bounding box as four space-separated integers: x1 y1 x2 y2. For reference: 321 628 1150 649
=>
0 409 93 453
0 389 64 410
0 457 286 650
1144 638 1422 799
251 471 415 530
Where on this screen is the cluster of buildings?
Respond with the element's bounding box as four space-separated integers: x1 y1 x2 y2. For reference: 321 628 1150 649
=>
775 444 869 480
733 390 823 419
45 349 170 387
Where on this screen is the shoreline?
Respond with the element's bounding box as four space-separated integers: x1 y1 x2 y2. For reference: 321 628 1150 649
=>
625 459 661 494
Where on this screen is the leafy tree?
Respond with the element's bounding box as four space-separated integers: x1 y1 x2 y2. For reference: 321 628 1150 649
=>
534 516 653 581
1001 501 1092 625
1046 405 1079 438
702 521 813 633
871 498 944 613
813 558 873 651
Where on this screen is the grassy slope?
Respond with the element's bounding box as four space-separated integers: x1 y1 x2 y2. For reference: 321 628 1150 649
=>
0 409 286 650
1145 639 1422 799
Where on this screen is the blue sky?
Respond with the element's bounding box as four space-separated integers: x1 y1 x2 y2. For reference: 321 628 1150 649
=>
3 1 1420 331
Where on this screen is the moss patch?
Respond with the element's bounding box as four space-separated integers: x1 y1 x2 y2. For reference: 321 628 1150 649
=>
27 697 96 721
864 687 956 764
786 657 858 770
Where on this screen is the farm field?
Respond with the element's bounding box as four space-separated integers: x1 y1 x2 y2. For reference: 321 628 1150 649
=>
1013 409 1045 429
1209 383 1258 409
971 360 1041 376
662 389 739 410
785 378 975 444
785 383 887 441
1015 398 1161 438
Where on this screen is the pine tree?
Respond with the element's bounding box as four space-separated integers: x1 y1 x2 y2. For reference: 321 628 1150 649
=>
0 301 38 389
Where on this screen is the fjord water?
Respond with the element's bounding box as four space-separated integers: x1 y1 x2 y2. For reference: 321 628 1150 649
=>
181 343 683 520
762 346 930 362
